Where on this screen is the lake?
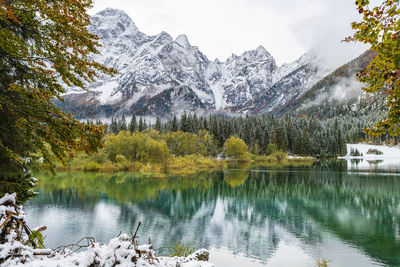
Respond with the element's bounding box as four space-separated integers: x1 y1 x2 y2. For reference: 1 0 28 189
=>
25 160 400 267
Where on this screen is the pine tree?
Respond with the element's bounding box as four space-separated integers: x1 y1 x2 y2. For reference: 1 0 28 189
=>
187 113 194 133
276 121 288 151
301 128 310 156
138 117 144 132
129 113 137 133
263 129 270 154
171 115 178 132
180 112 188 132
110 117 119 134
193 113 199 133
143 119 147 130
155 117 162 132
286 116 295 153
202 117 209 131
119 114 127 131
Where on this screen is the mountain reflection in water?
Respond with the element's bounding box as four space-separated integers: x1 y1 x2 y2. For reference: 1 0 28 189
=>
26 161 400 266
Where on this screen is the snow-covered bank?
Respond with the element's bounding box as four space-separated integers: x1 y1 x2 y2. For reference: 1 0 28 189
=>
0 193 214 267
344 144 400 158
0 235 213 267
341 144 400 171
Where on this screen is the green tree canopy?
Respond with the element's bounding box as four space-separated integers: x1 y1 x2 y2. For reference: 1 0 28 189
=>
346 0 400 136
0 0 115 200
224 136 249 161
104 131 169 165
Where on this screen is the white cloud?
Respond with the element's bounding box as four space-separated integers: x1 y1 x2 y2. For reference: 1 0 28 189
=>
90 0 370 67
290 0 370 68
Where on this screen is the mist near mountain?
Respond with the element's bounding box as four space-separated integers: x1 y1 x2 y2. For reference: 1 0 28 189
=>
90 0 370 67
63 8 335 118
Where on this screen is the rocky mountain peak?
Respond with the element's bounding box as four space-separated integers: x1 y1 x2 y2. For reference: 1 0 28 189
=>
175 34 191 49
152 31 173 47
255 45 271 58
227 46 277 70
90 8 138 45
238 46 273 60
63 8 329 118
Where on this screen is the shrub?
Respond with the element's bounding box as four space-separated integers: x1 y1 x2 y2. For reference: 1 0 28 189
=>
224 136 250 161
98 162 119 173
168 242 195 257
83 161 100 172
366 148 383 155
115 155 127 164
265 144 277 155
272 151 287 161
89 150 108 164
316 258 330 267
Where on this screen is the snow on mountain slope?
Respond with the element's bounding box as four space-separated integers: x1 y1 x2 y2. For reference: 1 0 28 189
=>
250 60 326 113
272 50 376 117
63 8 329 118
230 51 329 114
272 52 317 84
67 8 216 115
205 46 277 109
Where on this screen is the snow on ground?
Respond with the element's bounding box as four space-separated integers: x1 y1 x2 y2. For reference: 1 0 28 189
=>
345 143 400 158
287 156 313 159
0 234 214 267
342 144 400 171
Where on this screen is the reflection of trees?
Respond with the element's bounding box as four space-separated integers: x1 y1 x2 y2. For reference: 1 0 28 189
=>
32 172 216 206
237 171 400 265
224 169 249 187
311 160 348 172
350 158 363 165
29 168 400 265
367 160 384 165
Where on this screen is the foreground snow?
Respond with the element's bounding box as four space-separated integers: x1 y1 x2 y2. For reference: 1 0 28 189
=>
0 235 213 267
0 193 214 267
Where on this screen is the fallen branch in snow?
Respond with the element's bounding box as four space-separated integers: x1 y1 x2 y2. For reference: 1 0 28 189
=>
52 236 95 257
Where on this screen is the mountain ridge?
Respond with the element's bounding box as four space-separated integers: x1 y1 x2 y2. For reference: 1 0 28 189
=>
62 8 366 119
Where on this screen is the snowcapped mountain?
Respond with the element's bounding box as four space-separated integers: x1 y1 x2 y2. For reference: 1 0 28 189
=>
205 46 278 110
275 49 377 117
240 53 330 114
62 8 329 118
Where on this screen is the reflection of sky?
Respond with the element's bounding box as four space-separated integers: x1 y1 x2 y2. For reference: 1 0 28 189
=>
25 197 384 267
25 168 398 267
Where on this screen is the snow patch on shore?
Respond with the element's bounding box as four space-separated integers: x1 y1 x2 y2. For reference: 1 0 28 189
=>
341 143 400 171
344 143 400 158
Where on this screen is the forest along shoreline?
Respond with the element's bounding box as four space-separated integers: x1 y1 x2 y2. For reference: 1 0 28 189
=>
32 129 315 176
31 113 367 176
32 112 399 177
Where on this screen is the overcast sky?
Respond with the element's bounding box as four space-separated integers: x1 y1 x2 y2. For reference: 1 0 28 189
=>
89 0 372 68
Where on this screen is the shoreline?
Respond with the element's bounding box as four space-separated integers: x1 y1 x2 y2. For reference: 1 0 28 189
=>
50 154 316 177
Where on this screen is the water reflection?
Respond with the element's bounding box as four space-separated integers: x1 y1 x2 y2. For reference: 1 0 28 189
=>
25 162 400 266
347 156 400 173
